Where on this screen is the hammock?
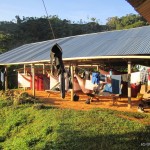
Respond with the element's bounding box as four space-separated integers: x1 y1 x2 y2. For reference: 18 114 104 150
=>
74 74 91 94
49 74 59 90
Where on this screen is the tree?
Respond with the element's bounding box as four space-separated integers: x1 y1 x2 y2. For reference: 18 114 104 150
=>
106 14 148 30
0 14 148 53
0 32 12 53
106 17 120 30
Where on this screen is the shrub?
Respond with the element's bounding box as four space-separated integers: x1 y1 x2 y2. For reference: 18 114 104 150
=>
0 99 13 108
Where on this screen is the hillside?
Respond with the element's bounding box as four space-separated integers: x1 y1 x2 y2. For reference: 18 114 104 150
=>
0 97 150 150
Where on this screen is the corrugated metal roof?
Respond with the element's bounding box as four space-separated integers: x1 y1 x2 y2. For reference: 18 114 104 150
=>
0 26 150 65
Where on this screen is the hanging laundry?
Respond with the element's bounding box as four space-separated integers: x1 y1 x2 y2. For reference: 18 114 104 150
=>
103 83 112 93
0 66 5 90
50 43 65 98
147 68 150 81
0 66 5 83
50 43 65 75
131 83 141 97
1 72 4 83
131 72 141 84
92 72 100 85
100 74 106 82
83 70 90 80
85 80 99 90
121 74 128 82
140 67 148 84
109 69 113 76
111 75 121 94
106 76 112 83
74 74 91 93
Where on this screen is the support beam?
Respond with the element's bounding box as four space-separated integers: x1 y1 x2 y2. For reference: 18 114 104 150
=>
24 64 26 91
96 65 99 71
71 65 74 101
4 66 8 91
31 64 35 97
128 61 132 108
145 81 148 92
43 64 45 74
24 64 26 74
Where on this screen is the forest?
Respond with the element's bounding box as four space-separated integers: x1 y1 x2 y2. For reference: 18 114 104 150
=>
0 13 149 54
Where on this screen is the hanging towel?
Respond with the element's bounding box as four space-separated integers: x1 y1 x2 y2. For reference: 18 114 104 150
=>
100 74 106 82
85 80 99 90
103 83 112 93
121 74 128 82
147 68 150 81
1 72 4 83
131 72 141 84
92 72 100 84
111 75 121 94
83 71 90 80
140 68 147 84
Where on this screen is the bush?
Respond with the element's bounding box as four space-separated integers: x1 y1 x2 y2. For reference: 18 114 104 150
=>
0 99 13 108
0 136 6 142
32 104 45 110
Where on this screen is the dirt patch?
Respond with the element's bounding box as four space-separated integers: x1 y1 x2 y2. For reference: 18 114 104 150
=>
25 90 150 113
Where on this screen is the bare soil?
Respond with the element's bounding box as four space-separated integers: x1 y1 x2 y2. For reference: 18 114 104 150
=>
26 90 150 113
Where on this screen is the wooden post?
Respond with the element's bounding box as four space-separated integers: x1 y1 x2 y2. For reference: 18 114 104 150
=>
24 64 26 74
31 64 35 97
43 64 45 74
145 79 148 92
96 65 99 71
71 65 74 101
128 61 132 108
4 66 8 91
24 64 26 91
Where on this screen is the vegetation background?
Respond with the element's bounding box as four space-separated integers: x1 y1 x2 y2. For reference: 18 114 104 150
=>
0 14 149 54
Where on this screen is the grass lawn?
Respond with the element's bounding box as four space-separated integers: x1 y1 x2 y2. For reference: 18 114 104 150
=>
0 98 150 150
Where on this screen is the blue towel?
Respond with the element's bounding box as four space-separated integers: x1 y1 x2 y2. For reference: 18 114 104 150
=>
92 72 100 84
103 83 112 93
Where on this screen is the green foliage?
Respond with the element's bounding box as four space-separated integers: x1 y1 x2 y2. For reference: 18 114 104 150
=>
0 103 150 150
0 33 13 53
0 14 148 54
0 97 13 108
106 13 148 30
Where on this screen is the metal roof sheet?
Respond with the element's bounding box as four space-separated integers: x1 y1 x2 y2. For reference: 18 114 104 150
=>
0 26 150 65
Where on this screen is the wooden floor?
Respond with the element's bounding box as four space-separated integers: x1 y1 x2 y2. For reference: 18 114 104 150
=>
26 90 150 113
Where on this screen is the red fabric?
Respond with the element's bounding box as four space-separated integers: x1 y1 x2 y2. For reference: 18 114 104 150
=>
147 69 150 81
30 74 44 91
131 83 141 97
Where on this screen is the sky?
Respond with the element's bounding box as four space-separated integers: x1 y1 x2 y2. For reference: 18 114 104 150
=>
0 0 137 24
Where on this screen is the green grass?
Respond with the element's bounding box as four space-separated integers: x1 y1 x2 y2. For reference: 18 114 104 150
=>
0 99 150 150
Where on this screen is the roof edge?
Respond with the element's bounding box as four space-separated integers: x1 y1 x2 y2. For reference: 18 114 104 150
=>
0 55 149 65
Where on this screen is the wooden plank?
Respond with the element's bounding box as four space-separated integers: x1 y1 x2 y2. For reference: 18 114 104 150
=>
71 65 74 101
128 61 132 108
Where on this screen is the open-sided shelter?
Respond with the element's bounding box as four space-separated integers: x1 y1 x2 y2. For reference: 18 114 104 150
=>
0 26 150 108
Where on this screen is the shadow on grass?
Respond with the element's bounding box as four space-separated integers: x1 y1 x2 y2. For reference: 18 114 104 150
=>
45 125 150 150
32 103 58 110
